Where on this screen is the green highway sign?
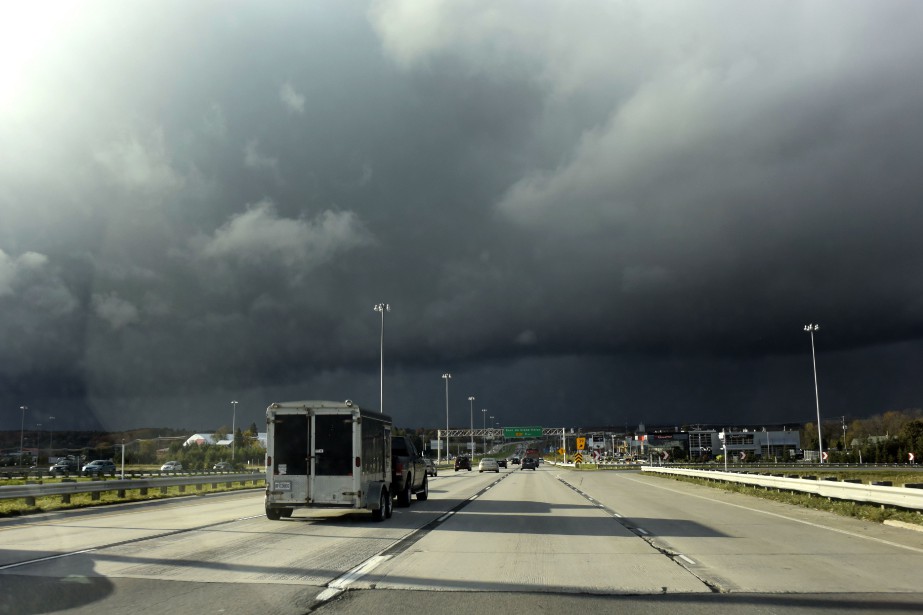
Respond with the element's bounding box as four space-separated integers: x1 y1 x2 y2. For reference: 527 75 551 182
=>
503 426 542 438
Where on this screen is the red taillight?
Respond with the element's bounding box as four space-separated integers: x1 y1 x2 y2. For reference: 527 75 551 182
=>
355 456 361 468
267 456 275 474
395 461 404 473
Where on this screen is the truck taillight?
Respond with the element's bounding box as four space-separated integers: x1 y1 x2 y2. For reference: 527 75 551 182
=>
355 456 361 468
395 461 403 473
267 456 273 474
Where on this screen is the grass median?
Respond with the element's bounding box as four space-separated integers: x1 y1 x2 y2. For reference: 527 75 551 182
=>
652 472 923 527
0 479 265 518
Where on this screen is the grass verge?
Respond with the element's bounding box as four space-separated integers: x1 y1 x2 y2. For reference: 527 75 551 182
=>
654 473 923 527
0 482 263 518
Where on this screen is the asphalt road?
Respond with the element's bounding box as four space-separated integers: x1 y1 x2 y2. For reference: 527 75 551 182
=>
1 466 922 614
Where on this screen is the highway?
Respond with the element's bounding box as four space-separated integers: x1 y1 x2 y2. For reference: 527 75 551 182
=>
1 466 922 614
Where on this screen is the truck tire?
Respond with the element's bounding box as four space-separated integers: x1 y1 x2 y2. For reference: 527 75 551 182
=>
397 475 412 507
266 506 282 521
372 488 391 522
280 508 294 518
416 475 429 501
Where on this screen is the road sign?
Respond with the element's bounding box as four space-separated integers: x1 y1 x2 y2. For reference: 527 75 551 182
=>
910 452 915 462
576 437 586 450
557 448 565 455
503 426 542 438
573 453 583 463
662 451 670 461
739 451 746 460
822 451 829 461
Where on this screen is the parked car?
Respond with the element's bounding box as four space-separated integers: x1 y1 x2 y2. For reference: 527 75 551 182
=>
454 456 472 471
82 460 116 476
160 460 183 471
212 461 233 471
521 457 538 470
497 458 507 468
424 458 437 477
478 457 500 473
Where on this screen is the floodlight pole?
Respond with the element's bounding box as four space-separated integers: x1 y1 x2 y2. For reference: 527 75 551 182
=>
468 396 475 457
442 373 451 462
805 324 824 463
231 400 239 460
374 303 390 413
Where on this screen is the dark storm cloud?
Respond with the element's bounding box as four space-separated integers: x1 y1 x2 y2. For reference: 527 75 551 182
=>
2 1 923 432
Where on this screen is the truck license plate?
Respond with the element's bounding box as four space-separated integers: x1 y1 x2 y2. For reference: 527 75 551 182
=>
274 481 292 491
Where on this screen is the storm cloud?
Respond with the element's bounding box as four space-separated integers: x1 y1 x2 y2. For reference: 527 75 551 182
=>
2 1 923 433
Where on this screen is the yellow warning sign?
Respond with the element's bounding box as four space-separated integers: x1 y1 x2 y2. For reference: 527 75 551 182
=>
557 448 565 455
574 453 583 463
576 437 586 450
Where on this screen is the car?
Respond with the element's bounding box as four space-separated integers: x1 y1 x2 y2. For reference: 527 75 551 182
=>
82 460 116 476
424 458 437 477
510 457 520 465
160 461 183 471
454 456 472 471
497 458 507 468
521 457 538 470
49 459 78 475
212 461 233 471
478 457 500 473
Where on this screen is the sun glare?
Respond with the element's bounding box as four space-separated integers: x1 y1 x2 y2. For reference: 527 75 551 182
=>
0 1 81 112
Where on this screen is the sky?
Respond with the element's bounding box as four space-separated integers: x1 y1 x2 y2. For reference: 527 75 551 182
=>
2 0 923 435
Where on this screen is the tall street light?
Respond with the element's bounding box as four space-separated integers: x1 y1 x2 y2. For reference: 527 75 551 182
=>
804 324 824 464
19 406 28 462
231 400 239 460
468 396 475 458
373 303 390 413
48 416 55 461
442 373 451 462
482 408 487 453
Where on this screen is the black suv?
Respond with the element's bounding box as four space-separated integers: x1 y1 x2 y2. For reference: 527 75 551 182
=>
454 456 472 471
49 459 78 475
521 457 538 470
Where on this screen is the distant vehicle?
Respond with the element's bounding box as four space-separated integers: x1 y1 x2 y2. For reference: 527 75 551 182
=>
49 459 78 475
424 458 437 477
510 457 521 465
497 458 507 468
82 460 116 477
160 461 183 471
455 456 472 471
212 461 233 471
478 457 500 473
521 457 538 470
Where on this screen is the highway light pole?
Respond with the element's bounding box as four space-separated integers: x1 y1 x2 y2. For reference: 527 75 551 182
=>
373 303 390 413
804 324 824 464
482 408 487 454
231 400 238 461
19 406 27 463
48 416 55 460
468 396 475 458
442 373 451 462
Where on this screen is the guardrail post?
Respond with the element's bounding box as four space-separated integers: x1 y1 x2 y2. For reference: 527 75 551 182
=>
25 496 36 506
140 488 148 496
117 489 126 498
178 485 185 493
196 483 203 491
91 491 100 501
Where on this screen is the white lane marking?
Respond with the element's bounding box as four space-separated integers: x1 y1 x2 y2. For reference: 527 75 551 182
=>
316 555 392 601
613 513 623 518
623 474 923 555
469 495 478 500
636 528 649 535
0 549 96 571
678 554 697 565
437 511 455 523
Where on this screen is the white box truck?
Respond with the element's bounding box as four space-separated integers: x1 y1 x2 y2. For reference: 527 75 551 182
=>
264 400 393 521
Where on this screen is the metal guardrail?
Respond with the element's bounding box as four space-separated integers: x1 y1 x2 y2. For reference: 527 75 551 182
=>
642 467 923 510
0 472 265 506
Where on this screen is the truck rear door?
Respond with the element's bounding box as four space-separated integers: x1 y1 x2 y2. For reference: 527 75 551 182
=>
311 412 356 506
270 412 310 504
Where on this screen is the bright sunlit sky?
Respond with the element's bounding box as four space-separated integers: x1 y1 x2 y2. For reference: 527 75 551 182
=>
3 1 923 432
